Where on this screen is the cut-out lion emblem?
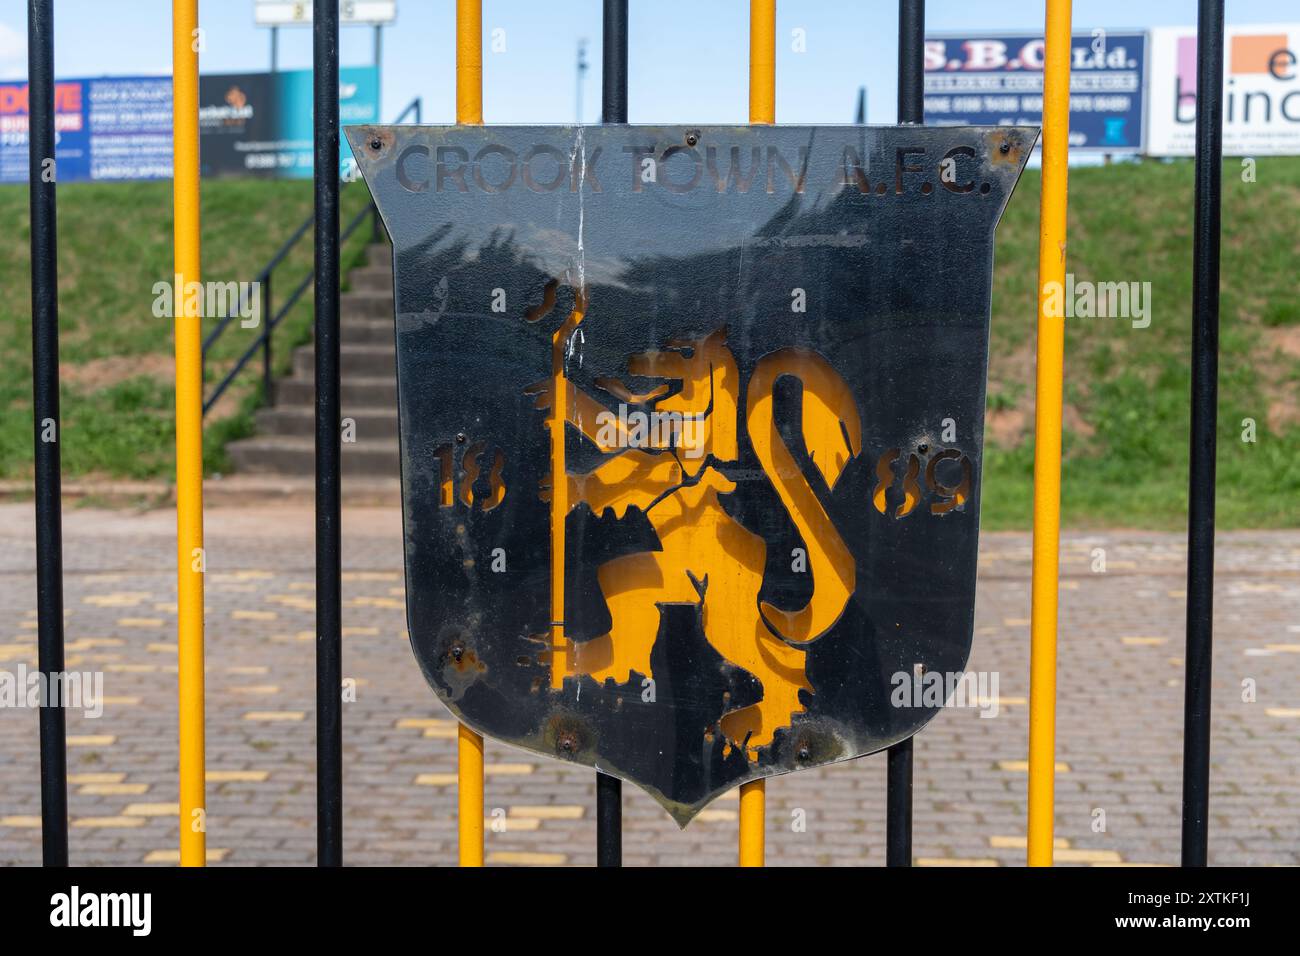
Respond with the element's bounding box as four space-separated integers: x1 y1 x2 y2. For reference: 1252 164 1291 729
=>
540 321 862 760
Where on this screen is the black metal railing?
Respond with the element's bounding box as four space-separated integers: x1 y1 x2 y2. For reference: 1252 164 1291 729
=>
199 96 421 417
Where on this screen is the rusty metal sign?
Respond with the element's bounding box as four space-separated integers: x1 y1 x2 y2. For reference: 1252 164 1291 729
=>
346 123 1034 824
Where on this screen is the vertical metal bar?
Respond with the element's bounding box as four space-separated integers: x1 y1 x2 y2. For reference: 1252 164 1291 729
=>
1181 0 1224 869
270 25 278 72
601 0 627 125
595 771 622 867
594 0 629 869
314 0 343 868
262 274 273 404
27 0 67 868
896 0 923 123
455 0 486 869
172 0 207 870
885 741 913 866
740 0 775 868
886 0 924 869
1027 0 1072 868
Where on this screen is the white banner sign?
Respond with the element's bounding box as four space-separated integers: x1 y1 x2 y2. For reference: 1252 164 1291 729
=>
255 1 396 27
1148 23 1300 156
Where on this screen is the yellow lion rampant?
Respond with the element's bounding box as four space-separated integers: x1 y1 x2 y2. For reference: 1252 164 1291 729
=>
541 318 861 761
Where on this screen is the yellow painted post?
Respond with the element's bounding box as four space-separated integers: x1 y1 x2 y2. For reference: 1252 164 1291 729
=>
458 722 484 866
456 0 486 868
739 0 776 867
1027 0 1072 868
749 0 776 125
456 0 483 125
171 0 206 868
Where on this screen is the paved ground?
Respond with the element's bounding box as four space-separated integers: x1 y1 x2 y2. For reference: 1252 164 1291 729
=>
0 503 1296 867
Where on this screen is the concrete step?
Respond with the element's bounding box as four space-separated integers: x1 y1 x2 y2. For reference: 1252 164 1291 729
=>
255 404 399 439
274 374 398 408
342 290 395 319
226 435 400 477
347 266 393 293
341 318 393 345
293 342 395 379
367 243 392 269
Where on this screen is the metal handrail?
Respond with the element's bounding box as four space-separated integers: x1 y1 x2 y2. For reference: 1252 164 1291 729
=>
201 96 420 415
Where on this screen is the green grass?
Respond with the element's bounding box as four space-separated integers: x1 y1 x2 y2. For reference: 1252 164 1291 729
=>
0 177 375 483
979 156 1300 529
1 159 1297 529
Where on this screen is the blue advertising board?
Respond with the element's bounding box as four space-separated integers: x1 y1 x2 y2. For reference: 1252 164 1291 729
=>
923 31 1146 152
0 67 377 184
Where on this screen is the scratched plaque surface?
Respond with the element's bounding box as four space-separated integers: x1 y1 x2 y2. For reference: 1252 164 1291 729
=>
347 124 1035 824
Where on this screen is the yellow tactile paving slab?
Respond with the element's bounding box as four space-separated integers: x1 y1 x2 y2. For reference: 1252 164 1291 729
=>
1122 636 1168 646
486 851 567 866
123 803 180 817
508 805 584 820
147 643 177 653
396 717 452 729
346 596 404 608
207 770 270 783
232 610 277 621
341 571 400 582
488 816 540 831
998 760 1071 773
242 711 305 721
143 848 230 864
72 817 146 828
483 763 535 776
105 664 159 673
102 696 142 706
67 735 116 746
422 726 458 739
266 595 315 609
917 858 999 867
342 626 379 636
117 617 164 628
68 773 126 785
227 685 281 695
83 592 151 607
414 773 457 786
1055 849 1124 863
696 809 738 822
1 816 42 827
990 835 1069 849
1265 708 1300 718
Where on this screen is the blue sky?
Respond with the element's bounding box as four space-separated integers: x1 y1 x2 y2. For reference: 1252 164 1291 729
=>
0 0 1289 124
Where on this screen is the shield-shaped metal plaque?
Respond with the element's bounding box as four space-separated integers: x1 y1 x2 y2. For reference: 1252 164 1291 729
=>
347 123 1034 824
